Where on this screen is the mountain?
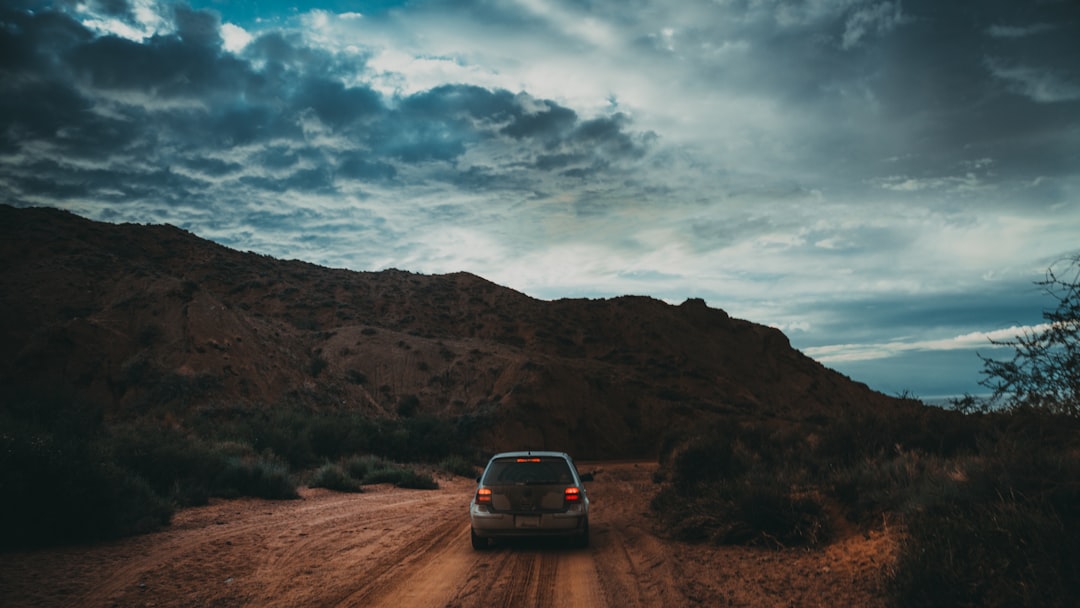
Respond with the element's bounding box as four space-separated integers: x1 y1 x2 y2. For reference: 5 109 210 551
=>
0 204 904 458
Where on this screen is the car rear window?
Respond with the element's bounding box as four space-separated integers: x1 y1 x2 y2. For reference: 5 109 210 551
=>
483 457 574 485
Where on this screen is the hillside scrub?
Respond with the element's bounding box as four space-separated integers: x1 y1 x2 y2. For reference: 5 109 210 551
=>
0 395 482 550
0 401 173 549
310 455 439 491
651 406 1080 608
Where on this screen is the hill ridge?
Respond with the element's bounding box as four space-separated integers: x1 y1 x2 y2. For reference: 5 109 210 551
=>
0 204 901 458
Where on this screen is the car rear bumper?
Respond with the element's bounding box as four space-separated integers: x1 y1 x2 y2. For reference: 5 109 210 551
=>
470 503 588 537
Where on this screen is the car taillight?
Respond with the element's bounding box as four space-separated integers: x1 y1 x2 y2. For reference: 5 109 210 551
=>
476 487 492 504
564 487 581 502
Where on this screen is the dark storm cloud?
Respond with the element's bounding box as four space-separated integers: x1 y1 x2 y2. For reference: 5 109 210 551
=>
400 84 517 123
853 1 1078 185
624 0 1078 190
800 282 1049 350
294 76 382 128
0 4 650 214
863 2 1078 171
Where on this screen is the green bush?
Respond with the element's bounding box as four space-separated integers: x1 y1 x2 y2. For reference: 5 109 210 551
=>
350 457 438 489
652 422 830 548
108 424 298 504
192 403 488 469
379 467 439 490
439 455 478 478
0 427 172 549
213 453 298 499
1 394 481 547
343 454 384 479
309 462 362 493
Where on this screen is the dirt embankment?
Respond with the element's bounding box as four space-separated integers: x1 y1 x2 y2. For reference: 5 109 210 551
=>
0 463 897 607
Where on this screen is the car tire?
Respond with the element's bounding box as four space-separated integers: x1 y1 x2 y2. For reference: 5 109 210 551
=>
571 518 589 549
471 527 489 550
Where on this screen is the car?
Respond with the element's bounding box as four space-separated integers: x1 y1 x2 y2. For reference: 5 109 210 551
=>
469 451 592 550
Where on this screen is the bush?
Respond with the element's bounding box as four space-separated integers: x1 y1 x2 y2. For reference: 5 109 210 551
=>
888 438 1080 608
439 455 478 478
108 424 298 504
309 462 362 493
1 394 482 547
653 422 830 548
381 467 439 490
345 455 438 489
0 427 172 549
213 453 298 500
891 494 1079 608
343 454 384 480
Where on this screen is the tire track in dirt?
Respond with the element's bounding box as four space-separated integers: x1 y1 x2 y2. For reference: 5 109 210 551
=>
557 549 608 606
330 518 467 608
496 550 540 608
72 499 292 608
251 491 461 606
76 487 469 608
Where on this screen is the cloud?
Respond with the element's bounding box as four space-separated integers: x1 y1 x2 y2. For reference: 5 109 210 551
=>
986 59 1080 103
805 324 1053 364
0 4 652 204
987 23 1056 39
221 23 253 53
841 2 906 50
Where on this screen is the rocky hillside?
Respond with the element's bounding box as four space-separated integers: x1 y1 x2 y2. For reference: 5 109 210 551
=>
0 204 903 458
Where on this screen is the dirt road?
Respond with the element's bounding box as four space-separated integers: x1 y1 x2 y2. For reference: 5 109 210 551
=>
0 462 896 607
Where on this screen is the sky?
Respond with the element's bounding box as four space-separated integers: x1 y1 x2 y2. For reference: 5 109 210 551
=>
2 0 1078 402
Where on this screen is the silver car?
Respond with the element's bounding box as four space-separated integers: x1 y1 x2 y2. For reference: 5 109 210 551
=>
469 451 591 549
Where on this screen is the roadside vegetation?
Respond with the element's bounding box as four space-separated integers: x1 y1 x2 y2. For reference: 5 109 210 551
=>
652 255 1080 608
0 398 485 550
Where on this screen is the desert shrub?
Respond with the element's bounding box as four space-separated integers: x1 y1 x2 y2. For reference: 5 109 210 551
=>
308 355 328 377
244 407 319 467
0 426 172 549
309 462 362 493
108 424 297 503
212 453 298 499
652 472 830 548
375 467 439 490
883 412 1080 607
653 422 831 548
892 496 1074 608
397 394 420 417
194 403 482 470
830 450 977 526
349 456 438 489
439 455 478 478
108 424 219 506
343 453 379 479
305 413 363 461
732 484 829 548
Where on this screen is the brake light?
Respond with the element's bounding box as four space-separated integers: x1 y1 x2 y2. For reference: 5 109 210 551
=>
516 458 541 462
564 487 581 502
476 487 492 504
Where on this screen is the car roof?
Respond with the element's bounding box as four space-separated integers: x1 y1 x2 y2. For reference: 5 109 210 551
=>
488 451 573 460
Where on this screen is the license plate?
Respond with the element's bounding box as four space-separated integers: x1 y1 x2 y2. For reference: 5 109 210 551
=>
515 515 541 528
